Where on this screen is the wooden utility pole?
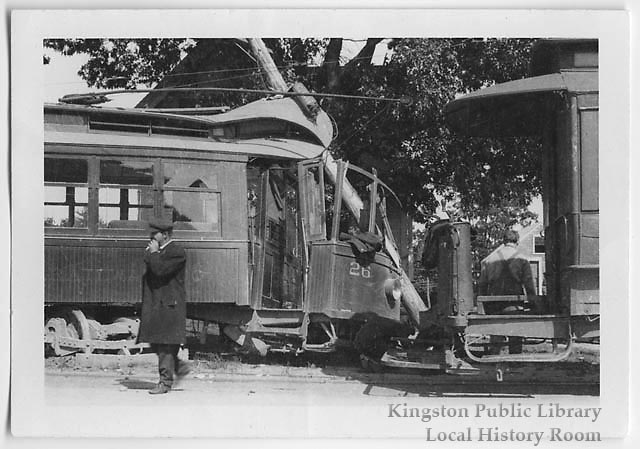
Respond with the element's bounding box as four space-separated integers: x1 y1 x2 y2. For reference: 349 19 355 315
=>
246 38 427 327
247 39 284 89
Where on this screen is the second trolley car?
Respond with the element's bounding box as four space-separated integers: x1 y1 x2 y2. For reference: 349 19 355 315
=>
414 39 600 364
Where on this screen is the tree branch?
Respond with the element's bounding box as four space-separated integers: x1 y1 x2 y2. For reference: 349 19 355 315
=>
321 38 382 93
347 38 383 69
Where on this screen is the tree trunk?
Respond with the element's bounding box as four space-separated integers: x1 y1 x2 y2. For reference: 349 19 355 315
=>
323 38 343 92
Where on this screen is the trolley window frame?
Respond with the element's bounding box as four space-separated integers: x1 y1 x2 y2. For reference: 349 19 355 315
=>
96 157 157 233
159 159 224 238
44 155 92 235
44 144 242 240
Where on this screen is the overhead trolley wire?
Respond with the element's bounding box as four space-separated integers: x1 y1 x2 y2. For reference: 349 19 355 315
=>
59 86 411 105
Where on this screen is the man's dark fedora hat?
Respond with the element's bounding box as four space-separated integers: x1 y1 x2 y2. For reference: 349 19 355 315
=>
149 218 174 232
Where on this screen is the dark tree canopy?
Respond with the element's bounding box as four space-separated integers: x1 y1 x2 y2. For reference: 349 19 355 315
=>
44 37 542 253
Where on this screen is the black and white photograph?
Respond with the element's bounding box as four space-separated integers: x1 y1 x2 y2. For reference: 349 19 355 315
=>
7 6 633 447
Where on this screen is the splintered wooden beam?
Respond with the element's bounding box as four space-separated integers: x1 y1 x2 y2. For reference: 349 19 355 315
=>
321 154 364 219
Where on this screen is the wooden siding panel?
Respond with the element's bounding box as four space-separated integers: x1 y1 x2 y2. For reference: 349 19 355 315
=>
305 242 400 321
305 244 335 313
221 163 247 241
45 240 249 306
579 108 598 212
45 244 145 304
580 213 599 265
186 246 248 305
565 266 599 316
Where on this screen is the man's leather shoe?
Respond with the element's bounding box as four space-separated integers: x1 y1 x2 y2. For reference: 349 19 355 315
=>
148 383 170 395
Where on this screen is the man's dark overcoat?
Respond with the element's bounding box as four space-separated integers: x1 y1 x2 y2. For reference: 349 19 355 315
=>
478 243 536 296
137 241 187 345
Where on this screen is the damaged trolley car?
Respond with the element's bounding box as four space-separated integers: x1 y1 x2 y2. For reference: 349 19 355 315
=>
43 94 421 356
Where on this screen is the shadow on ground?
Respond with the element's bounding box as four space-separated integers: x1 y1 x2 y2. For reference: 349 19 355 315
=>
116 378 157 390
191 340 600 397
319 361 600 398
115 377 190 392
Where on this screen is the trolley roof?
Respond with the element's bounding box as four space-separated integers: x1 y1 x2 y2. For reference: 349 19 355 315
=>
45 96 334 160
194 96 334 148
445 71 598 137
45 131 326 160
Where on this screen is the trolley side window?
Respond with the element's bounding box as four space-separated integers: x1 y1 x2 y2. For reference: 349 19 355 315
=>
98 159 154 229
161 162 221 234
44 158 89 228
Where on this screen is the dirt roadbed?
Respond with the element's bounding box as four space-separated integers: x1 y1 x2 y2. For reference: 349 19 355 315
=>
45 343 599 396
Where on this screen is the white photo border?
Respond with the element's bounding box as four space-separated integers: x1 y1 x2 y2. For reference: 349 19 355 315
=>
9 7 631 444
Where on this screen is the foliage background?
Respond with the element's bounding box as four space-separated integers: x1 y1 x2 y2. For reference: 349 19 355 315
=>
44 38 544 282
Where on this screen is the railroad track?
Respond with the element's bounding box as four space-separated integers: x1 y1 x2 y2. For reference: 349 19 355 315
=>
46 338 599 397
190 350 600 396
46 352 599 398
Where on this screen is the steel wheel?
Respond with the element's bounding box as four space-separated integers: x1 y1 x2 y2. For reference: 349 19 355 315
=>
45 317 72 356
66 309 92 353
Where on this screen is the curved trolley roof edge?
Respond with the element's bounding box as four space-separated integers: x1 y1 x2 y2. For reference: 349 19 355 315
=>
197 96 334 148
445 71 598 137
44 96 333 160
45 130 326 161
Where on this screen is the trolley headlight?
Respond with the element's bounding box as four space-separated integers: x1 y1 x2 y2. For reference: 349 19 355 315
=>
384 278 402 307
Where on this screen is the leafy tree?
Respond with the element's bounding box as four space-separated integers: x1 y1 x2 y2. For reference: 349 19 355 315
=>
45 39 193 89
44 37 542 266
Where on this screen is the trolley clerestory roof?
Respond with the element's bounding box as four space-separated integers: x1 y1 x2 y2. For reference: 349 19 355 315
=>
45 96 334 160
193 96 334 148
445 71 598 137
45 131 327 161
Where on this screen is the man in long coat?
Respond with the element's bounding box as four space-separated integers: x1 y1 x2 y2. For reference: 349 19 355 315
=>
138 219 189 394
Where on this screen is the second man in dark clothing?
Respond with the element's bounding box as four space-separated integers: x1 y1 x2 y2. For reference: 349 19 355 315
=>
477 229 536 355
478 229 536 298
